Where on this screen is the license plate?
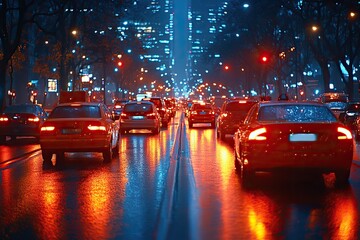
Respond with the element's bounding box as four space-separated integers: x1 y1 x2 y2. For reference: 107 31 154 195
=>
62 128 82 134
289 133 317 142
132 116 144 120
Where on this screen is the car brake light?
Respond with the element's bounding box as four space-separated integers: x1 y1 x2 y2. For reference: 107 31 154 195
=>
221 113 228 118
0 116 9 122
337 127 352 140
191 111 197 115
28 117 40 122
120 113 129 119
249 127 267 140
41 126 55 131
87 125 106 131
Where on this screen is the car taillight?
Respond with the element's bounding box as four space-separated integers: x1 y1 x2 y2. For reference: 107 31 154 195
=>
120 113 129 119
41 126 55 132
337 127 352 140
0 116 9 122
221 113 228 118
248 127 267 141
147 113 157 119
28 117 40 122
191 111 197 115
87 125 106 131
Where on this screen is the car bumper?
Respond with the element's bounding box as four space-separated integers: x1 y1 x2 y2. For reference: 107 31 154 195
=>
40 135 110 152
242 143 353 172
189 116 215 123
0 124 40 137
121 119 159 130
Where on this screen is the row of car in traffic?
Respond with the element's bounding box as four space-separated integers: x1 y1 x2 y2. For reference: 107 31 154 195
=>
183 97 354 187
0 97 177 164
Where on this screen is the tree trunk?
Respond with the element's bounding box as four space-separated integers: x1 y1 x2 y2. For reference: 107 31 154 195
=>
0 61 8 111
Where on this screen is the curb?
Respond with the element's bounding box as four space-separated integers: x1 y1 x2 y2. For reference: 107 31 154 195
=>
155 112 184 240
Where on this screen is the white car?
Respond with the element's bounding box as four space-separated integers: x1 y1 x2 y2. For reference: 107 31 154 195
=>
120 101 161 134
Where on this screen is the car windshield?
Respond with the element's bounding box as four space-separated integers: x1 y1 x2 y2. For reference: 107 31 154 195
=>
258 105 337 123
124 103 153 113
225 102 255 112
4 105 36 114
49 105 101 118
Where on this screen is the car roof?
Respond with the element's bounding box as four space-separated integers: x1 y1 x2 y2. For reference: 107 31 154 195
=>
56 102 103 107
258 101 325 107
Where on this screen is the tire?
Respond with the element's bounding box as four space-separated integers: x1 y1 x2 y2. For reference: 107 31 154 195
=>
55 152 65 167
335 169 350 187
211 121 216 129
162 121 169 128
152 125 160 134
42 150 53 162
0 135 6 144
189 121 193 128
103 142 112 163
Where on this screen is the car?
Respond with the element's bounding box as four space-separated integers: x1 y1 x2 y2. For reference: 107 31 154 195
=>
39 102 119 163
320 92 349 119
339 102 360 140
188 102 216 128
0 103 48 143
234 101 353 186
112 99 129 120
146 97 171 127
216 99 257 140
119 101 161 134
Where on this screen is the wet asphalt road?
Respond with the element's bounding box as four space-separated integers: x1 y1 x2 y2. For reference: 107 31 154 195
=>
1 112 360 239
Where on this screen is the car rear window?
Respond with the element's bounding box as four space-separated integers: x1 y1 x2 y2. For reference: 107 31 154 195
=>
4 105 36 114
49 105 101 118
193 104 212 110
225 102 255 112
258 105 337 122
123 103 153 113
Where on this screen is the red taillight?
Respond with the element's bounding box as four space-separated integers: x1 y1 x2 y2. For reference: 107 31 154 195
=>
120 113 129 119
248 127 267 141
28 117 40 122
0 116 9 122
337 127 352 140
146 113 157 119
191 111 197 115
87 125 106 131
41 126 55 132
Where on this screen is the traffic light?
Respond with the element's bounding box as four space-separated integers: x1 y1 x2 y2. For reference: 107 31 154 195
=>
261 56 268 63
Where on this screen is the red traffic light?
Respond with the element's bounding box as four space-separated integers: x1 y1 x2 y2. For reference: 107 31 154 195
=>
261 56 268 63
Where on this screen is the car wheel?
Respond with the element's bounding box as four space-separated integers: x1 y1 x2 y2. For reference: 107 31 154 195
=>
103 143 112 163
211 121 216 129
55 152 65 167
152 125 160 134
189 121 193 128
162 121 169 128
335 169 350 187
0 135 6 144
219 130 226 140
42 150 53 162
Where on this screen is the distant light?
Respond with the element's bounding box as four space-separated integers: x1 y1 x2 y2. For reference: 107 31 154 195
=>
243 3 249 8
329 83 334 89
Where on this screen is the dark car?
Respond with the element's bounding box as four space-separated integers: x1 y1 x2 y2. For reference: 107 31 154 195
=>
339 102 360 139
188 102 216 128
147 97 171 127
216 99 257 140
234 101 353 186
0 104 48 143
112 99 129 120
